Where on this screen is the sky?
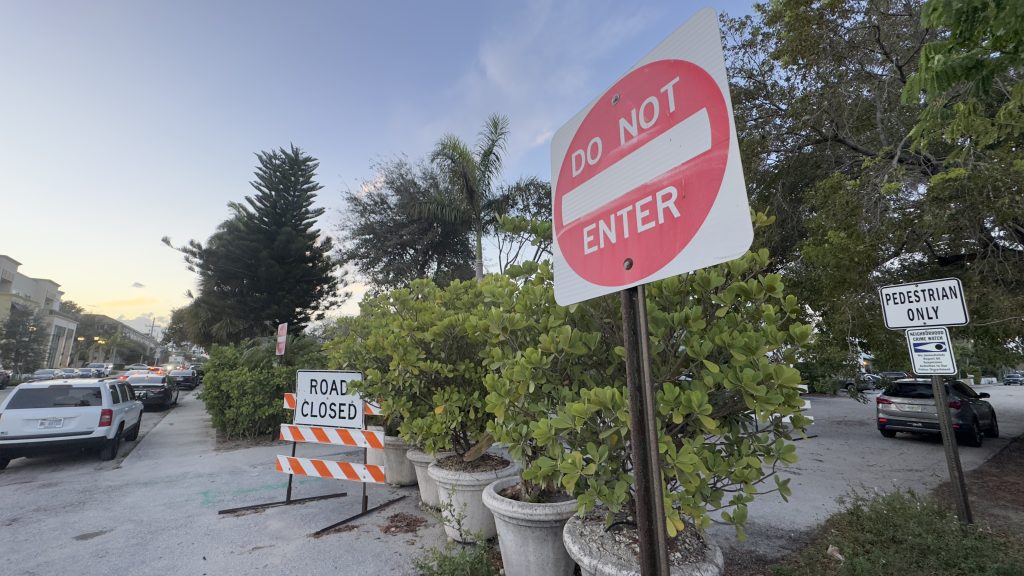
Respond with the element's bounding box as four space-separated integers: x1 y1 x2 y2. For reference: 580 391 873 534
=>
0 0 754 335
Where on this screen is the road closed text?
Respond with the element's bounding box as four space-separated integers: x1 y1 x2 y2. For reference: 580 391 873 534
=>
293 370 365 429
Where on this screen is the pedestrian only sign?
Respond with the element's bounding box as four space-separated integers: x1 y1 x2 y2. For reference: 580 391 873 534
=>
878 278 968 330
906 327 958 376
293 370 365 430
550 7 752 305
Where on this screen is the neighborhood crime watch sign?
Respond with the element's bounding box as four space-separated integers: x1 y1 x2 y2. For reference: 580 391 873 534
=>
879 278 969 330
551 8 752 305
294 370 364 430
906 327 958 376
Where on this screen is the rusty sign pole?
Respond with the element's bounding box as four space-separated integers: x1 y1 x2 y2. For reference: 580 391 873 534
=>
621 285 670 576
930 374 973 523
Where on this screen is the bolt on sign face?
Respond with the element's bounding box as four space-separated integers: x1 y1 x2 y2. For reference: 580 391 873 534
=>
551 8 752 305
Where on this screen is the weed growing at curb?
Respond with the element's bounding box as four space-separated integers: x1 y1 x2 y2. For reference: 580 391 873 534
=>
772 490 1024 576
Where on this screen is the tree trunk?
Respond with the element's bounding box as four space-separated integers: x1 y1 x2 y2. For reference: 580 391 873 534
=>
474 223 484 281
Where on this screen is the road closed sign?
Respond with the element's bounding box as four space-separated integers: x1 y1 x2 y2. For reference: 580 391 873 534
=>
294 370 364 429
551 8 752 305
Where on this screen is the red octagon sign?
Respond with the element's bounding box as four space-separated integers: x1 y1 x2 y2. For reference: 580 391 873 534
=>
554 59 729 286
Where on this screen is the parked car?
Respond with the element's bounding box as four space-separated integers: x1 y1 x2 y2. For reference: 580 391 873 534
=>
876 379 998 447
28 369 60 382
840 373 882 393
167 369 200 390
877 371 910 383
1004 373 1023 386
85 362 111 377
127 374 178 409
124 363 150 371
0 379 143 468
0 370 9 390
189 364 204 382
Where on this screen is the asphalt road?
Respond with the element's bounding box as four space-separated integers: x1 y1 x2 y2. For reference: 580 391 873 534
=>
0 387 440 576
708 383 1024 558
2 382 1023 573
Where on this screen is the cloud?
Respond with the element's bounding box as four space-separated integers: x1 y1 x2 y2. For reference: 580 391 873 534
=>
407 0 659 180
131 282 145 288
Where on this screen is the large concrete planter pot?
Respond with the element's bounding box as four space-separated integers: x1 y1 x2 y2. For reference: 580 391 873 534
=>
482 476 578 576
366 426 385 467
383 435 416 486
427 456 519 542
563 514 724 576
406 448 453 507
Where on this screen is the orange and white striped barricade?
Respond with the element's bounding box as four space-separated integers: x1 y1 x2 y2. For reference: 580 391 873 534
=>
220 370 405 532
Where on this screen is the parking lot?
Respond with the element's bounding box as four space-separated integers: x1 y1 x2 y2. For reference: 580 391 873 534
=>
2 383 1023 574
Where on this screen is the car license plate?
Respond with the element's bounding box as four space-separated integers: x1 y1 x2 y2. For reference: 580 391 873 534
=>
38 418 64 429
899 405 929 412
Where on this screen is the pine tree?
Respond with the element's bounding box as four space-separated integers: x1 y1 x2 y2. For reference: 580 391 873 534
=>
166 145 346 345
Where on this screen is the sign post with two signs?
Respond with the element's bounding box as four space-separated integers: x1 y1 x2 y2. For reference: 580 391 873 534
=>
878 277 972 523
551 8 752 573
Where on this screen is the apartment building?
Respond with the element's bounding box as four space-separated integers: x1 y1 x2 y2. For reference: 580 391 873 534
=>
0 254 79 368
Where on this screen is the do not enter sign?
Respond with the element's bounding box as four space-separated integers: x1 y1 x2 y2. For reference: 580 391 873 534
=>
551 8 752 305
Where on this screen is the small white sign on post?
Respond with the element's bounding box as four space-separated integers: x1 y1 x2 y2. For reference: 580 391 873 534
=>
294 370 364 429
276 322 288 356
906 327 958 376
879 278 969 329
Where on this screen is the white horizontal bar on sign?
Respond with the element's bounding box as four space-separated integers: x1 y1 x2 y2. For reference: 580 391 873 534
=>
560 108 712 226
275 455 387 484
279 424 384 449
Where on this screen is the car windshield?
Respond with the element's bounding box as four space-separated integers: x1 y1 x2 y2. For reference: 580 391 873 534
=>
169 371 192 377
886 382 936 399
8 385 103 408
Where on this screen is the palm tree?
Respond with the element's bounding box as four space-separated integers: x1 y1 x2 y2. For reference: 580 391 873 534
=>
429 114 510 280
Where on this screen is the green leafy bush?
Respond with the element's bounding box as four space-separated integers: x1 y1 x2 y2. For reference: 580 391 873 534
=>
326 278 500 456
482 260 619 500
200 336 325 439
525 243 812 538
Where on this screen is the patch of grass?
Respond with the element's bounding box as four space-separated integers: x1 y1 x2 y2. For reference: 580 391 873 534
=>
773 490 1024 576
413 542 497 576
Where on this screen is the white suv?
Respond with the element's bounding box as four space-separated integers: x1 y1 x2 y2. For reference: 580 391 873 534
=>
0 378 143 469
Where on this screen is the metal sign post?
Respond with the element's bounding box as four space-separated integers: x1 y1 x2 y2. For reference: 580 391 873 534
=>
930 374 972 523
621 286 670 576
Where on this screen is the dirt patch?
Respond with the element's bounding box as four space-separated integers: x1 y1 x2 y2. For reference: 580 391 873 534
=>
214 432 280 452
435 453 508 473
933 435 1024 530
380 512 428 535
312 524 359 538
498 481 574 504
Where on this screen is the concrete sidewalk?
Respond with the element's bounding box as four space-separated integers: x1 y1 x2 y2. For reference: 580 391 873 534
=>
0 391 445 576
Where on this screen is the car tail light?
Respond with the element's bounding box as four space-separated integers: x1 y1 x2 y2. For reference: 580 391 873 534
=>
948 400 962 409
953 423 960 430
99 409 113 427
876 397 892 405
877 418 888 424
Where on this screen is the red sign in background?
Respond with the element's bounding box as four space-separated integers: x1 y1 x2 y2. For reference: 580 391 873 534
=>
554 59 730 287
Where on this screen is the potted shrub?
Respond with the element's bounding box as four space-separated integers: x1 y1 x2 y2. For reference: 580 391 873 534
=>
325 313 416 486
480 261 619 576
530 243 812 575
328 278 518 537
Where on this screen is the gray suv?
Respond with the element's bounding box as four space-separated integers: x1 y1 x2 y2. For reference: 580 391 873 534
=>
876 379 998 447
